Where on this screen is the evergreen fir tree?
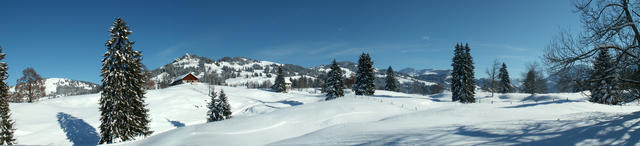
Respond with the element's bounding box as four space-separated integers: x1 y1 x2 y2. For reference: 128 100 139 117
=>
451 44 464 102
498 63 512 93
385 66 398 91
98 17 152 144
451 43 475 103
522 70 537 94
0 47 16 145
521 63 547 95
272 66 287 93
461 44 476 103
589 49 621 104
325 59 345 100
206 87 221 122
353 53 375 95
218 89 232 119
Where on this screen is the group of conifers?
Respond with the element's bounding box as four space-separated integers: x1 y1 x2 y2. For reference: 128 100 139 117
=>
0 16 607 145
301 43 499 104
0 17 508 145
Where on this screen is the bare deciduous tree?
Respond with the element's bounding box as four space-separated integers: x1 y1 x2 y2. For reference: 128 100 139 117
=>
15 67 46 103
485 59 500 97
545 0 640 100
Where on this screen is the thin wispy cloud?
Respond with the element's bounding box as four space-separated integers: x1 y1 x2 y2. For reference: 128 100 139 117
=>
256 47 300 57
258 42 437 60
157 43 191 57
421 36 430 40
477 43 531 51
330 48 369 56
256 42 349 59
498 55 537 62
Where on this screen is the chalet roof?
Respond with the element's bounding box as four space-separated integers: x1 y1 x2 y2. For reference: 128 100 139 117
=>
173 72 198 82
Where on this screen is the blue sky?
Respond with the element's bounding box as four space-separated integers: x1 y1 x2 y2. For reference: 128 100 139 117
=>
0 0 581 85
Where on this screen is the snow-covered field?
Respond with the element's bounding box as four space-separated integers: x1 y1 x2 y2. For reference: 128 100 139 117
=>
9 83 640 145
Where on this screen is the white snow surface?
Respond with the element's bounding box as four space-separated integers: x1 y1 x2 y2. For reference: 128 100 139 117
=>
10 84 640 145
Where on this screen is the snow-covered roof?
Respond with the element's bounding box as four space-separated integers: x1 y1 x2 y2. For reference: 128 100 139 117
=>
173 72 197 82
285 79 292 84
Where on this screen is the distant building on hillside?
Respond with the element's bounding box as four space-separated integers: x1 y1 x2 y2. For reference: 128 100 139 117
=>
285 78 292 92
171 73 199 86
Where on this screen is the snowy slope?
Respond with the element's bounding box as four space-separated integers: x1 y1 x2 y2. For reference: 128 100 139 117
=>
127 90 640 146
11 83 323 145
12 83 640 145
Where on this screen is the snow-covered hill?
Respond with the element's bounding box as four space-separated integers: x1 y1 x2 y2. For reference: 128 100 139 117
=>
12 83 323 145
9 78 100 99
10 83 640 145
44 78 100 98
398 67 451 84
150 54 445 94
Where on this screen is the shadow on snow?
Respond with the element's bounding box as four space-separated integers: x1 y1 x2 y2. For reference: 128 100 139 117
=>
56 112 99 146
453 111 640 145
503 99 582 108
348 111 640 145
166 119 185 128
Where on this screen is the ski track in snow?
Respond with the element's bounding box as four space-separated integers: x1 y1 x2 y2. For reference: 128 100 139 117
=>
222 121 288 135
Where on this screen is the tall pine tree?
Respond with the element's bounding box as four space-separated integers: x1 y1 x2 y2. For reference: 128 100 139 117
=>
0 47 16 145
218 89 232 119
498 63 512 93
451 43 475 103
272 66 287 93
451 44 464 102
589 49 621 105
353 53 375 95
385 66 398 91
325 59 345 100
461 44 476 103
99 17 152 144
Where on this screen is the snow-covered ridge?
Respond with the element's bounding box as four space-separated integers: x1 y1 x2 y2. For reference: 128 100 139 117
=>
151 54 446 92
399 68 450 77
151 54 284 87
44 78 100 98
9 78 100 98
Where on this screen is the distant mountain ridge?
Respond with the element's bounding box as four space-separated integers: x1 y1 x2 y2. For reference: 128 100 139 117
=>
149 53 448 95
397 68 451 85
44 78 101 98
10 78 101 99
